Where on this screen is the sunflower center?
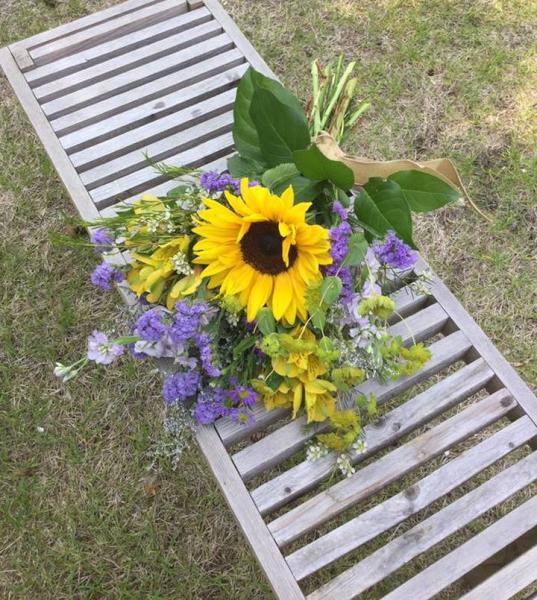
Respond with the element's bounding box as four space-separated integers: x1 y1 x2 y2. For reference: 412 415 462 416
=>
240 221 297 275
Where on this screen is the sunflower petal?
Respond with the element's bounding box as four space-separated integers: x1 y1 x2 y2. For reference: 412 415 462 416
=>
272 272 292 320
247 274 273 321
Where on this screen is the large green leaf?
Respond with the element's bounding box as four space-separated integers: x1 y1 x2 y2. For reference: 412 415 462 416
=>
342 232 369 267
227 154 264 179
354 177 415 247
233 67 309 165
261 163 321 201
249 88 310 167
388 170 460 212
293 144 354 190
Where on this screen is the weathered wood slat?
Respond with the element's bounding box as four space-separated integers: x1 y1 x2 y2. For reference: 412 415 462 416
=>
9 0 159 69
51 49 245 136
232 300 448 481
60 61 246 153
89 123 234 207
387 285 429 323
309 450 537 600
287 415 537 581
461 544 537 600
73 89 236 175
419 259 537 428
196 425 305 600
387 302 448 342
251 330 473 515
218 303 454 450
42 33 235 119
34 18 223 103
90 130 234 208
30 0 187 65
269 389 515 547
26 7 213 87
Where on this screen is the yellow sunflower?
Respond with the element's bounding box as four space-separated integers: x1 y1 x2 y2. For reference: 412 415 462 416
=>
192 179 332 324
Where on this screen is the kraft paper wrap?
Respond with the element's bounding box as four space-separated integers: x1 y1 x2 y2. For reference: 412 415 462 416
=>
314 132 490 220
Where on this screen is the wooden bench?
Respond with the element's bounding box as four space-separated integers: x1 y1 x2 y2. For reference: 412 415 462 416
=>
2 1 537 598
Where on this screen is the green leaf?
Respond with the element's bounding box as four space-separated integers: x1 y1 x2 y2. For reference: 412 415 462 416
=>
310 306 326 330
250 88 310 167
233 335 256 358
354 178 415 248
293 144 354 190
342 232 369 267
320 276 342 305
256 308 276 336
261 163 300 189
233 67 309 165
227 154 264 179
266 371 284 391
388 170 460 212
261 163 322 201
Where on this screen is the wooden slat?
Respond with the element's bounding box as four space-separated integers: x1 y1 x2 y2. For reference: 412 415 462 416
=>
387 285 429 324
51 48 245 136
73 88 237 175
0 47 100 222
26 7 213 87
387 302 448 342
287 415 537 580
41 33 235 119
90 130 234 208
418 259 537 428
269 389 515 547
89 124 234 207
251 330 473 515
218 303 454 450
461 545 537 600
309 451 537 600
30 0 187 65
34 18 223 103
9 0 159 67
59 60 246 152
196 425 305 600
233 334 484 484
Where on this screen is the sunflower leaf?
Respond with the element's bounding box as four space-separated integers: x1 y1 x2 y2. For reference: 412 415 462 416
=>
250 88 311 167
227 154 264 179
256 308 276 336
293 144 354 190
342 232 369 267
233 67 309 165
354 178 415 248
320 276 342 305
388 170 460 212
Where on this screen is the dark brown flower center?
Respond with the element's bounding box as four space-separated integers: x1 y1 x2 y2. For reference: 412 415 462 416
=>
240 221 297 275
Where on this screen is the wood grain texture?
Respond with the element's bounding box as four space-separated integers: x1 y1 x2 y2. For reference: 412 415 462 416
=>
287 415 537 580
269 389 515 547
251 330 473 515
196 425 305 600
461 544 537 600
310 449 537 600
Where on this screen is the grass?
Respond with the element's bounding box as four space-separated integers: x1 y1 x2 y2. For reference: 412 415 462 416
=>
0 0 536 598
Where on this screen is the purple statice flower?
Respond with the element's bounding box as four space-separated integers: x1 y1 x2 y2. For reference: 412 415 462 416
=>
195 333 221 377
87 331 124 365
134 307 168 342
90 261 125 290
200 171 260 196
90 228 113 250
169 300 212 343
162 371 201 405
338 266 353 304
373 231 418 270
327 221 352 264
332 200 349 221
194 387 227 424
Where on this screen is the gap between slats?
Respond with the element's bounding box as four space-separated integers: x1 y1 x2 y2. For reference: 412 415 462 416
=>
59 60 246 153
29 0 187 66
34 18 224 103
50 49 245 137
25 7 213 87
72 88 237 175
286 415 537 581
41 33 235 120
250 342 484 517
90 130 234 209
307 429 537 600
269 389 517 547
232 301 449 483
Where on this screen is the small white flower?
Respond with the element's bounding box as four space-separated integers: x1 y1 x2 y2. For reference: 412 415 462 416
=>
171 251 192 276
306 443 329 462
336 454 356 478
352 438 368 455
36 426 45 433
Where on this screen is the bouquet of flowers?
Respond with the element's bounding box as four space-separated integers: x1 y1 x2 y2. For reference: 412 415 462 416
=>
56 59 466 476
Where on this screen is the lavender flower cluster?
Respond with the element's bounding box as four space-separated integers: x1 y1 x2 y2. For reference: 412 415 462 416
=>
199 171 259 196
373 231 417 270
325 200 353 303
